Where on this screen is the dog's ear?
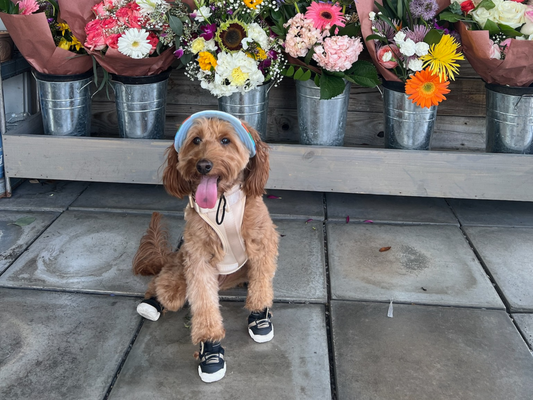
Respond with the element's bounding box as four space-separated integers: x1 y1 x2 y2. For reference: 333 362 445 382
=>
242 124 270 197
162 144 191 198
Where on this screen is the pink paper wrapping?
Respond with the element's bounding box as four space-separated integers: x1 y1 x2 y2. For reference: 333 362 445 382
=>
355 0 451 83
58 0 176 76
0 12 93 75
457 22 533 87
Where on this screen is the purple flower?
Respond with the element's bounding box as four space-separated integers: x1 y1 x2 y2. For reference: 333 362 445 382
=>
268 50 278 60
259 59 272 72
227 10 233 15
200 23 217 41
174 48 184 58
409 0 438 20
405 24 430 43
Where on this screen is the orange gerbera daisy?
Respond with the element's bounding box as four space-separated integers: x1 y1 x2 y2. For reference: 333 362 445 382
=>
405 69 450 108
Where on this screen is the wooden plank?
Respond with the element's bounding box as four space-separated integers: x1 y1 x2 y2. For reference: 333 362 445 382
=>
3 133 533 201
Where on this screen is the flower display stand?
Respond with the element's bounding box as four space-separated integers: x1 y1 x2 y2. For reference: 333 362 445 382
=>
2 61 533 201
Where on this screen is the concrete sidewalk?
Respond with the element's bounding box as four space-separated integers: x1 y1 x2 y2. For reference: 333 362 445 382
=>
0 180 532 400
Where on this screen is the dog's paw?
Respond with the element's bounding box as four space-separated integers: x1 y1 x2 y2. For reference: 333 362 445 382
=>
198 341 226 383
136 297 163 321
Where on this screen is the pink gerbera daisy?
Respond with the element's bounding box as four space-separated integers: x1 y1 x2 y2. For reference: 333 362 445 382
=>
305 2 345 30
17 0 39 15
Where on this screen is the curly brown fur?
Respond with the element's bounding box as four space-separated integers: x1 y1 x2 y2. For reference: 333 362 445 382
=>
135 117 279 345
132 212 173 276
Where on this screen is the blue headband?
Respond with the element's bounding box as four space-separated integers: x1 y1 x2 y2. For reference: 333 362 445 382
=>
174 110 256 158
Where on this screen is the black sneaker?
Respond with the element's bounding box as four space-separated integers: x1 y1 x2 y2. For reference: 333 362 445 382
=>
136 297 163 321
247 308 274 343
198 341 226 383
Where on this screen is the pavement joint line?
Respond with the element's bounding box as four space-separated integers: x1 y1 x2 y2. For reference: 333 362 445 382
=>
322 192 338 400
0 210 62 279
103 317 145 400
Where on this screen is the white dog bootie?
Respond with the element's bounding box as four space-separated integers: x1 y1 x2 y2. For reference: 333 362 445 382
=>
248 308 274 343
198 341 226 383
136 297 163 321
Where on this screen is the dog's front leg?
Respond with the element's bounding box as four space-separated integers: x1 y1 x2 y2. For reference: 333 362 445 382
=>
184 252 225 344
244 228 279 312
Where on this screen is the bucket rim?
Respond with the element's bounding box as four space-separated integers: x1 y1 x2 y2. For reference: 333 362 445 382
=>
485 82 533 96
110 68 172 84
382 79 406 93
33 69 93 82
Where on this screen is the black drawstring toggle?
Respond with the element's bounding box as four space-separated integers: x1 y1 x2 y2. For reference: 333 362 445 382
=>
216 194 227 225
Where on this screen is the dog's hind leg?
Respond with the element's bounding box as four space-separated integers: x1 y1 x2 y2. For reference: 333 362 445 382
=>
154 262 188 312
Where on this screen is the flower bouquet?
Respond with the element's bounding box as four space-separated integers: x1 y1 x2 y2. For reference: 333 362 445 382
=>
438 0 533 87
269 0 380 100
438 0 533 153
176 0 286 98
58 0 187 76
0 0 92 75
357 0 464 108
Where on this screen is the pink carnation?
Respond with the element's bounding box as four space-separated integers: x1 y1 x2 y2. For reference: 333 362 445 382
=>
92 2 108 17
312 36 363 72
17 0 39 15
147 32 159 54
284 14 329 58
116 4 142 29
85 19 106 51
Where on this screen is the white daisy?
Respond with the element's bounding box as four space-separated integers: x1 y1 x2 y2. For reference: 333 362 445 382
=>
118 28 152 59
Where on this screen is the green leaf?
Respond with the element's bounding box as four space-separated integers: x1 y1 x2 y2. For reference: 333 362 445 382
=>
169 15 183 36
483 19 500 36
300 69 312 81
476 0 495 11
314 74 320 87
304 48 315 66
336 23 361 38
11 216 36 227
366 34 388 43
438 11 464 23
270 25 286 37
283 65 295 77
346 60 380 88
423 29 443 46
293 67 305 80
319 73 346 100
499 23 524 38
374 2 397 30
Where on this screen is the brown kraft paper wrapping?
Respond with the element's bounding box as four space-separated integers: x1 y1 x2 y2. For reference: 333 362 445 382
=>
456 21 533 87
0 12 92 75
58 0 176 77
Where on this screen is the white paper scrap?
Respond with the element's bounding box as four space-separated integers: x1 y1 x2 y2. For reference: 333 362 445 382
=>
387 300 393 318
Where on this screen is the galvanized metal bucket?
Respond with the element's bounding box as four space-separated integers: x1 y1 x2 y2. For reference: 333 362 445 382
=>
485 84 533 154
383 81 437 150
110 69 171 139
296 79 351 146
34 70 92 136
218 84 269 140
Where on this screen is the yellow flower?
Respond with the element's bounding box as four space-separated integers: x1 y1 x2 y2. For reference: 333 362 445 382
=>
420 34 464 81
58 37 71 50
231 67 248 86
57 22 70 36
198 51 217 71
243 0 263 9
71 35 83 51
191 37 206 54
246 48 267 60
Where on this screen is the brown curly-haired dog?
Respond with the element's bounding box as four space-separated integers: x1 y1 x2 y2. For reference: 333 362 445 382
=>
132 115 279 382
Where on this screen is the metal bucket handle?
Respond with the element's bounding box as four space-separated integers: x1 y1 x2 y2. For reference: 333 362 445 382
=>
32 71 93 94
514 94 533 109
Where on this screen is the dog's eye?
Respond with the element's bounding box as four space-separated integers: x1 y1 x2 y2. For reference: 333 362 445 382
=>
193 137 202 145
220 138 230 145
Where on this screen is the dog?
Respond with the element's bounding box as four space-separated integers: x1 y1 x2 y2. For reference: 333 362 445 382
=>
132 110 279 383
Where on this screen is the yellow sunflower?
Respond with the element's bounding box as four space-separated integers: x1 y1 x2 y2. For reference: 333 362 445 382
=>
420 34 464 81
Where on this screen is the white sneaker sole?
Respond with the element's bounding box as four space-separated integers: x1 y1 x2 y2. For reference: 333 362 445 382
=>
198 363 226 383
248 325 274 343
136 302 160 321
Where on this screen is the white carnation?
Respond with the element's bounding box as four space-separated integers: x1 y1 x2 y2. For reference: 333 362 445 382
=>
196 6 212 22
394 31 406 44
246 23 269 50
415 41 429 57
382 51 393 62
215 52 264 93
407 58 424 72
369 11 376 21
399 38 416 57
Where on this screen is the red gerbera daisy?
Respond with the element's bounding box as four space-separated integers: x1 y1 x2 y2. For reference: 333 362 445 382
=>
305 2 346 30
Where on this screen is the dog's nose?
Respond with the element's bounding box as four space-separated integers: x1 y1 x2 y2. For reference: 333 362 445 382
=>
196 159 213 175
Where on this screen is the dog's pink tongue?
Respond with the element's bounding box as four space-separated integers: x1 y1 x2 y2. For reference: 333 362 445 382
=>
196 175 219 209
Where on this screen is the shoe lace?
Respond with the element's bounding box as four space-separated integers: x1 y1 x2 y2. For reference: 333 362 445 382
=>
200 342 224 365
249 308 272 329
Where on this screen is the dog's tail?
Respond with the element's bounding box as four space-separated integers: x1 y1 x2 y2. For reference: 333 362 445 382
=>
132 212 173 276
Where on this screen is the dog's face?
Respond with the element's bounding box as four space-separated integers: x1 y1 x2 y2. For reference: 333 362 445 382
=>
163 117 270 204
